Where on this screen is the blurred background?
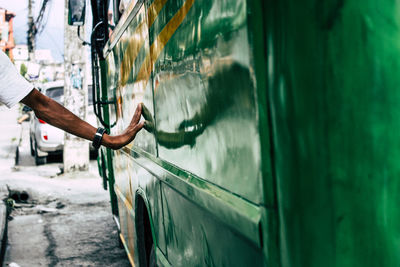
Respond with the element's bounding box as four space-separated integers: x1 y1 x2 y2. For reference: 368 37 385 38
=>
0 1 131 266
0 0 64 78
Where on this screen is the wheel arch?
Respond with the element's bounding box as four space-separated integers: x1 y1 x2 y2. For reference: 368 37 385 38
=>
135 188 157 266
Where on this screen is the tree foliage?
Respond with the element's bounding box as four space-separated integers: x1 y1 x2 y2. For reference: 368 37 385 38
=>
20 63 27 77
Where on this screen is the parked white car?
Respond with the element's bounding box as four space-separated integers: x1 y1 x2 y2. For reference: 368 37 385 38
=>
29 81 97 165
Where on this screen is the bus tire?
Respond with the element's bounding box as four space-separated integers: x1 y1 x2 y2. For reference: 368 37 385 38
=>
136 197 155 267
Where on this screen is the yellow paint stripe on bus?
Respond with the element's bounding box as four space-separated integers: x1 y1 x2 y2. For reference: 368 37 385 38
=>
115 185 136 219
120 233 136 266
122 146 131 154
136 0 196 84
147 0 168 27
115 186 133 210
115 186 136 267
126 211 136 257
120 22 147 86
125 197 132 211
114 185 122 197
120 0 168 86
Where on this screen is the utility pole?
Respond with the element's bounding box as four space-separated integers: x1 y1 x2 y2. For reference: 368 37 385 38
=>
27 0 35 61
63 0 89 172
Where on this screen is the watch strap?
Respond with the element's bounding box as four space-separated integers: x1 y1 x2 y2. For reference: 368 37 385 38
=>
92 127 106 150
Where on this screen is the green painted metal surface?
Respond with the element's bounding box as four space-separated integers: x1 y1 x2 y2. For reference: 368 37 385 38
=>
93 0 400 266
97 57 119 216
266 1 400 266
97 0 272 266
248 1 280 265
147 0 268 265
151 0 265 205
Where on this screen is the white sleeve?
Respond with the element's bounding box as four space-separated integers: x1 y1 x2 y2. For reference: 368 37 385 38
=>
0 50 34 108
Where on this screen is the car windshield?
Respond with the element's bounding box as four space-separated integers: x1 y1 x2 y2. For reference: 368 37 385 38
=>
45 86 93 105
46 87 64 103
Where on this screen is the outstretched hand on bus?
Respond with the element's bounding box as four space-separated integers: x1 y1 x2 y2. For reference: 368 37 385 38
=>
102 103 145 149
21 89 144 150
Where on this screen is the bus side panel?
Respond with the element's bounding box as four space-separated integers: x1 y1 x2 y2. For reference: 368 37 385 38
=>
113 150 166 264
268 1 400 266
149 0 264 206
107 2 163 263
113 150 135 251
111 3 157 156
148 0 270 265
161 185 264 266
132 155 166 260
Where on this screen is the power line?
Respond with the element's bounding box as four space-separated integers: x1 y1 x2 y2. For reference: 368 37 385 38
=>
35 0 50 34
27 0 51 58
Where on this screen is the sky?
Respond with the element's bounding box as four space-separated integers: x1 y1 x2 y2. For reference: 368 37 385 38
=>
0 0 66 62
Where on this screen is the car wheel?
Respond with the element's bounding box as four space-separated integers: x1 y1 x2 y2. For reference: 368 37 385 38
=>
34 141 46 165
15 146 19 165
29 136 34 156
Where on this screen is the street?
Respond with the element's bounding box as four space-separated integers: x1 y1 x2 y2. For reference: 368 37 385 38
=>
0 105 130 267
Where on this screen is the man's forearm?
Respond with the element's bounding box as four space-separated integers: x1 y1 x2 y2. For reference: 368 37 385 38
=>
22 89 97 140
20 89 144 149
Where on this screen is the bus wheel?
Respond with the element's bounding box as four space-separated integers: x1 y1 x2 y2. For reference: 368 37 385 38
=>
136 197 155 267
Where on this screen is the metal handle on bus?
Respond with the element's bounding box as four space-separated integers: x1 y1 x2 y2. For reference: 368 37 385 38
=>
91 53 112 129
91 21 114 129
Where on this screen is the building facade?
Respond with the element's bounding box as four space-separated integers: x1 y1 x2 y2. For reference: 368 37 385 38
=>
0 8 15 60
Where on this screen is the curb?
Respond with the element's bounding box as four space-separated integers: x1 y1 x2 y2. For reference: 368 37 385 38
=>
0 201 8 265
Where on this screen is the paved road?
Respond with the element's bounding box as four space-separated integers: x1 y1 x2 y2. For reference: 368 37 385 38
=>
0 105 130 267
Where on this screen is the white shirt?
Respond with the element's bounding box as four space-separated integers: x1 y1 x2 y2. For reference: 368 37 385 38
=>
0 50 34 108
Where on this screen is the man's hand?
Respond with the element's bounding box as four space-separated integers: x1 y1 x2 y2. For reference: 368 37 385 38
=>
102 104 144 149
21 89 144 150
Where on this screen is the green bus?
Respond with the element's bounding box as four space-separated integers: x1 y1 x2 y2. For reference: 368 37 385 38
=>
77 0 400 266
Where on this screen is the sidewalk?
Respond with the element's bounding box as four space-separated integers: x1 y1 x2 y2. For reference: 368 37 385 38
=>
0 194 8 265
0 104 129 266
0 105 20 266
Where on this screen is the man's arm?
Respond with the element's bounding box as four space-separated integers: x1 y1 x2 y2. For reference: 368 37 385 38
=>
21 89 144 150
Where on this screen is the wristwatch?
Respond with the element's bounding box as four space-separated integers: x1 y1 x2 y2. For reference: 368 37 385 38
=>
92 127 106 150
